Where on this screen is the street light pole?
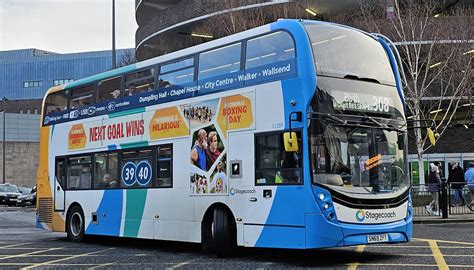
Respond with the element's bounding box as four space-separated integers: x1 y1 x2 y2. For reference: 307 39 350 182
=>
2 97 6 184
112 0 117 69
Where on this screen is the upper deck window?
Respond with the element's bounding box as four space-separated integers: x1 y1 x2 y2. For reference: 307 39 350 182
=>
304 23 395 86
70 85 95 109
198 43 241 80
45 91 69 114
98 77 121 102
246 32 295 69
124 68 155 96
159 57 195 88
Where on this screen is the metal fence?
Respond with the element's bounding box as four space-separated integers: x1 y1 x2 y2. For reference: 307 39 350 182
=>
412 182 474 218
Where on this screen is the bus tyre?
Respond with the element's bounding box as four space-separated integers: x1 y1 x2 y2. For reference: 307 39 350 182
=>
66 205 85 242
212 207 236 257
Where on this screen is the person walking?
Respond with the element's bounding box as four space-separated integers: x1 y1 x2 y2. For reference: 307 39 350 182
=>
465 162 474 206
448 162 466 206
426 163 441 215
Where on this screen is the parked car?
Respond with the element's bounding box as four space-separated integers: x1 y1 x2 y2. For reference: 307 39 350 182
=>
0 184 22 206
18 186 32 195
16 186 36 207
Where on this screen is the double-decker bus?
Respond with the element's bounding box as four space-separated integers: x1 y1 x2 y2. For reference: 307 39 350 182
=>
37 19 411 256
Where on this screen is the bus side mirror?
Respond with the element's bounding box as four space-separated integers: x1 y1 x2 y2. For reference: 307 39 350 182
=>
283 132 298 152
427 128 439 146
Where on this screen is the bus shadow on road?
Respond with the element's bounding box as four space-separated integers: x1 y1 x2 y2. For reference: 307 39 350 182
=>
53 235 398 267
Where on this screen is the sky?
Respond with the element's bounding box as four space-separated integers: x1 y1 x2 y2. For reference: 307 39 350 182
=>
0 0 137 53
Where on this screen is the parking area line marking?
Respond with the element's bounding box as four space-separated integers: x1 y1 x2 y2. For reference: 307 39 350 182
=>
347 245 365 270
414 238 474 246
0 247 64 261
0 242 32 249
429 240 449 270
169 258 200 269
20 248 114 270
89 263 114 269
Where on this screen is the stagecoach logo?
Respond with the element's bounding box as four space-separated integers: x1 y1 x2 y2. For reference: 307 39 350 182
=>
107 102 116 112
229 188 256 195
355 210 366 222
44 116 50 125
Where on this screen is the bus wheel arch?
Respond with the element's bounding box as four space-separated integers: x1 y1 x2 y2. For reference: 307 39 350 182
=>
66 203 86 242
201 203 237 257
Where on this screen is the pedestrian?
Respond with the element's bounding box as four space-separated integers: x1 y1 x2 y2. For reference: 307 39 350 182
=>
426 163 441 215
448 162 466 206
465 162 474 205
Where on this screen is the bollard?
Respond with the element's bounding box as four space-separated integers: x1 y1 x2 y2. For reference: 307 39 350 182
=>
440 179 448 219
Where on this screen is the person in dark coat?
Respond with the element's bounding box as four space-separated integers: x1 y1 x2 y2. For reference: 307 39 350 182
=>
448 162 466 206
426 163 441 215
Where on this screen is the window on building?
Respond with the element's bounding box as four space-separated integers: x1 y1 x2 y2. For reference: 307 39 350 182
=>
33 81 39 87
26 108 31 114
67 155 92 190
19 109 24 114
121 149 153 188
124 68 155 96
45 91 69 114
33 108 38 114
94 152 119 189
70 85 95 109
198 43 241 80
156 144 172 187
255 132 302 185
246 32 295 70
23 80 43 88
98 77 121 102
23 82 29 88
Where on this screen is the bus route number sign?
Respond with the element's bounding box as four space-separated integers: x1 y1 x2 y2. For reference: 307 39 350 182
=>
121 160 152 186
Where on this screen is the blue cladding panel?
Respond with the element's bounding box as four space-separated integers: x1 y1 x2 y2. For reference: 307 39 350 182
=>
85 190 123 236
0 49 133 100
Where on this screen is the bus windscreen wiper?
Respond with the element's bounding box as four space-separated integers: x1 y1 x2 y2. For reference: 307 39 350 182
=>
365 116 405 132
343 74 380 84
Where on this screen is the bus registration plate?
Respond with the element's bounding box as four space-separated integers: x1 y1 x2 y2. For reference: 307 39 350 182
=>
367 234 388 243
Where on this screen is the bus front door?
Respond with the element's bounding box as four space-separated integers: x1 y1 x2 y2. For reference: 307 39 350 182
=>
54 158 66 211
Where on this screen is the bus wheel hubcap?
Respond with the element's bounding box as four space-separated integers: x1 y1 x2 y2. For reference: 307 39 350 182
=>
70 212 82 237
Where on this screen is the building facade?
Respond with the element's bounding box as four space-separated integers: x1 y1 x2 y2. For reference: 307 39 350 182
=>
0 48 134 187
135 0 472 184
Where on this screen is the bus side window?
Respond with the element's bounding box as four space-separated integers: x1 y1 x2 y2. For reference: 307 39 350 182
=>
246 31 295 70
93 152 119 189
67 156 92 190
159 58 194 89
45 91 69 114
255 132 302 185
198 43 241 80
156 144 173 187
70 85 95 109
124 68 155 96
98 77 121 102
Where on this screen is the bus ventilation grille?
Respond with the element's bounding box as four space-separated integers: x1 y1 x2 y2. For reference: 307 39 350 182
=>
38 198 53 223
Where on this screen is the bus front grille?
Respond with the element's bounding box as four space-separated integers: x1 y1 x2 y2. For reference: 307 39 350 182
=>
38 198 53 223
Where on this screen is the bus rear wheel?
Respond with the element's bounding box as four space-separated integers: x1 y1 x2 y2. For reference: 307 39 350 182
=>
212 207 236 257
66 205 85 242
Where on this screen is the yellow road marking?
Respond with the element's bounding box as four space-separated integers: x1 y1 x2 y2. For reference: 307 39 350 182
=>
0 247 63 261
89 263 114 269
20 248 114 270
366 245 474 249
347 245 365 270
0 242 32 249
169 258 200 269
429 240 449 270
414 238 474 246
349 263 474 268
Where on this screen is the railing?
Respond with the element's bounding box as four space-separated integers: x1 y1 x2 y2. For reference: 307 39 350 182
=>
412 182 474 218
448 182 474 215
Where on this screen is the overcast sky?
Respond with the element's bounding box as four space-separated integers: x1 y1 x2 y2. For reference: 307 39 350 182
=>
0 0 137 53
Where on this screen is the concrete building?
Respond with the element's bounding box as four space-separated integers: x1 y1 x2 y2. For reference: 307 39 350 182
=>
0 48 135 187
134 0 473 184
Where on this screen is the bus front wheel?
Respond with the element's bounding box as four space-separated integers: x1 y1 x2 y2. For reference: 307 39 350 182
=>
66 205 85 242
212 207 236 257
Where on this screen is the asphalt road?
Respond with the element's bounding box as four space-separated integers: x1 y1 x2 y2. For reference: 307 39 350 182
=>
0 206 473 269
